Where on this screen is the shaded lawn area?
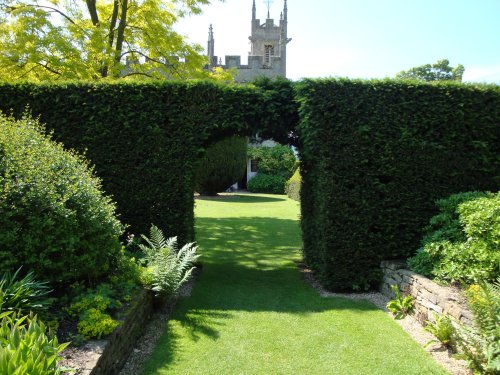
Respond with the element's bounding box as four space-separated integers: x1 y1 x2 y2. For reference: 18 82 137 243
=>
141 193 447 375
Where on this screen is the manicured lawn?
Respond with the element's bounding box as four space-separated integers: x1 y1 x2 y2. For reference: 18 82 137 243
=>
141 193 447 375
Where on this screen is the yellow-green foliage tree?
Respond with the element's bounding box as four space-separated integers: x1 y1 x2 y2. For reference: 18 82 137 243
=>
0 0 231 81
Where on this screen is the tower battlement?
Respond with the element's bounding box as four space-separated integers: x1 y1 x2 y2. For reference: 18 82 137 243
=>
207 0 291 83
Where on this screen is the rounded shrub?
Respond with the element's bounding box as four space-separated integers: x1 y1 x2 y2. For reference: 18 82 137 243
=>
247 173 287 194
408 191 499 284
247 144 296 179
195 136 247 195
0 113 124 287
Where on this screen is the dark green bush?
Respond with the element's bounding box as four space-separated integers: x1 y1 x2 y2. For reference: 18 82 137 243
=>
408 191 500 284
285 167 301 201
247 174 287 194
195 136 247 195
296 78 500 291
0 114 123 286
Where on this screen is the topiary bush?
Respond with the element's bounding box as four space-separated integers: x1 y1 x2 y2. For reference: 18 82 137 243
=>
0 113 123 287
285 167 301 201
408 191 500 284
195 136 247 195
248 174 287 194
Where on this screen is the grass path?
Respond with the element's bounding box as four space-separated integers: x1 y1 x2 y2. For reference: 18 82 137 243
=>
141 193 447 374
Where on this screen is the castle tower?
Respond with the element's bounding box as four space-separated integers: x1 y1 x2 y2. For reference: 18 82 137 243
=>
248 0 290 76
207 24 216 67
207 0 291 82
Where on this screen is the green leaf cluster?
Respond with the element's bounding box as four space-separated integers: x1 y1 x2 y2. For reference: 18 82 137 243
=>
139 225 200 297
453 281 500 374
408 191 500 284
0 312 69 374
195 136 247 195
386 285 415 320
0 113 123 287
295 78 500 291
0 0 220 81
424 313 454 348
66 284 123 339
0 268 52 314
396 59 465 82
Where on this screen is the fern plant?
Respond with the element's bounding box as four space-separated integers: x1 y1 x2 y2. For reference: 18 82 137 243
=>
0 267 52 313
452 280 500 374
139 225 200 297
424 313 454 348
386 285 415 320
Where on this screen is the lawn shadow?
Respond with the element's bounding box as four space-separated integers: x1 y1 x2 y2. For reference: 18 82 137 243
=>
196 194 287 203
143 215 381 374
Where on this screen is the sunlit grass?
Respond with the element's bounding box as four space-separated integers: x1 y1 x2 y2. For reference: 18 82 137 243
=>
141 193 447 375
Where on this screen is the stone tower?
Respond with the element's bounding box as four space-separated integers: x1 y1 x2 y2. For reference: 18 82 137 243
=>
207 0 291 82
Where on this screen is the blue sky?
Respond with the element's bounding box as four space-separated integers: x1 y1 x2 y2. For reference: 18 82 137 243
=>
176 0 500 83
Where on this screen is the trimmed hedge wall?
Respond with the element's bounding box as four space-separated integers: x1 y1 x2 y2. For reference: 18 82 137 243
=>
0 81 266 241
296 79 500 291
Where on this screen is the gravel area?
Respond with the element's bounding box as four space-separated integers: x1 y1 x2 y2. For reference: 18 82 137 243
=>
300 266 472 375
118 269 199 375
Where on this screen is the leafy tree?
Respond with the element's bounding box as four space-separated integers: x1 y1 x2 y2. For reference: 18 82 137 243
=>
0 0 227 80
396 59 465 82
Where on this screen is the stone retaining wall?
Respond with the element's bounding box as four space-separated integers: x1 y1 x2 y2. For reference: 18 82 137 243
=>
380 260 472 326
89 289 154 375
59 288 155 375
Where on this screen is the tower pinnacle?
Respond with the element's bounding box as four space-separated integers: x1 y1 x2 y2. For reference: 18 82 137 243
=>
252 0 256 20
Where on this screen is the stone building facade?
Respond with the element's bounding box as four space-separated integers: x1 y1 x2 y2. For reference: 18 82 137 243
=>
207 0 291 83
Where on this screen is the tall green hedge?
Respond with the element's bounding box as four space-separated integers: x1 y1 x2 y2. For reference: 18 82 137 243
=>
296 79 500 291
0 82 261 241
0 80 297 242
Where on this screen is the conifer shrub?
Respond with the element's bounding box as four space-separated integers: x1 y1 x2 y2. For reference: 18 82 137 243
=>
0 114 123 286
195 136 247 195
285 167 301 201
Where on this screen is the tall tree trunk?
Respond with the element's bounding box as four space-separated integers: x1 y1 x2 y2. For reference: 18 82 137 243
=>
85 0 99 25
101 0 119 77
113 0 129 76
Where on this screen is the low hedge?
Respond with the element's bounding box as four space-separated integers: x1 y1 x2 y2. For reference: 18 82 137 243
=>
296 78 500 291
247 173 287 194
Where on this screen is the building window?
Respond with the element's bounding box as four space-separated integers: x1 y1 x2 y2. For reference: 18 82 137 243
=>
250 159 259 172
264 45 274 65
